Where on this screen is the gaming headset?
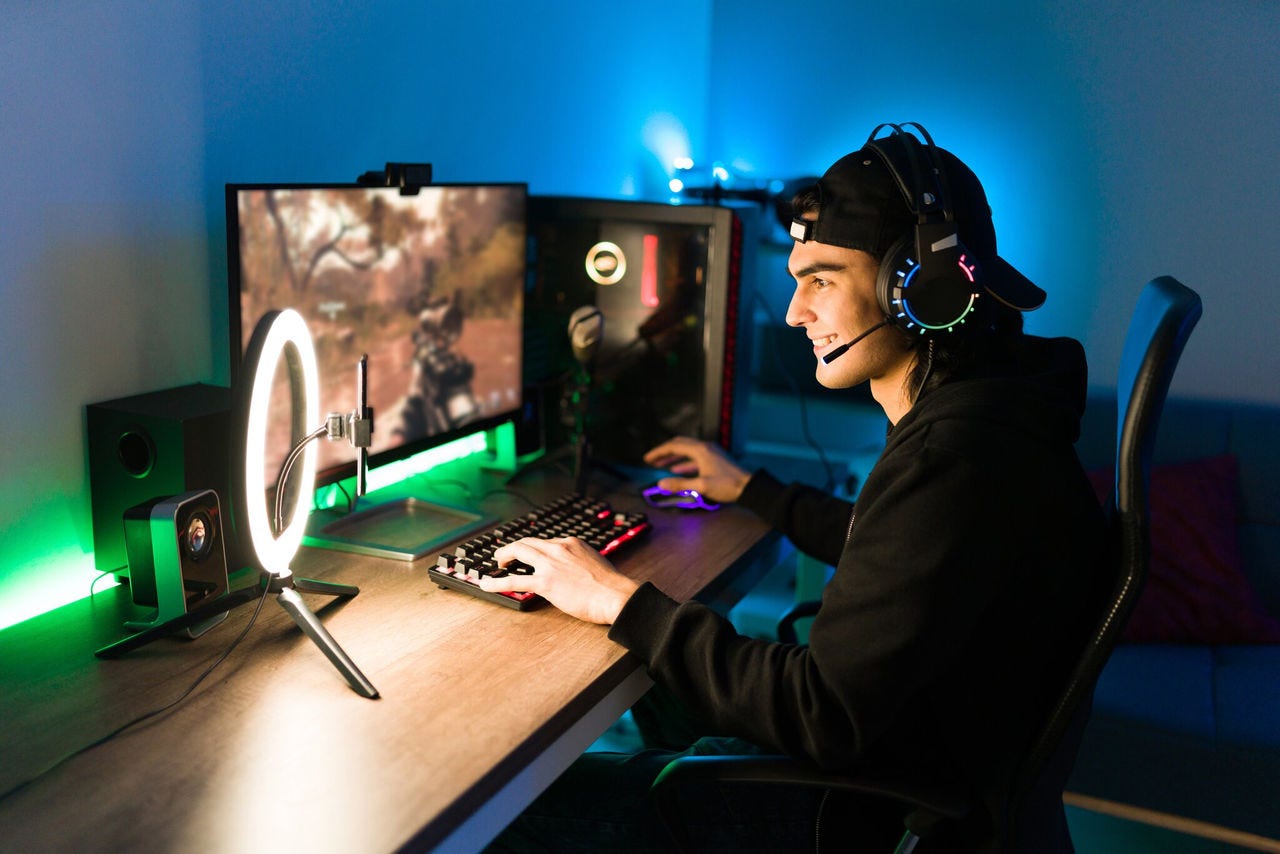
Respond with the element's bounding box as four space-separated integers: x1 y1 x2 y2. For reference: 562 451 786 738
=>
865 122 982 337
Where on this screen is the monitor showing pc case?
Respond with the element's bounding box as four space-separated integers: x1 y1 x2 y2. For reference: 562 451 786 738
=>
525 197 755 466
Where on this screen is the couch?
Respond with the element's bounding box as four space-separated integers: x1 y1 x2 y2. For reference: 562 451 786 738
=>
742 384 1280 842
1066 394 1280 843
742 374 1280 843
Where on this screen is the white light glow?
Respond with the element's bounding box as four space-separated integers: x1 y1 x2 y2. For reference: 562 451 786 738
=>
244 309 320 575
668 178 684 194
585 241 627 286
640 112 692 184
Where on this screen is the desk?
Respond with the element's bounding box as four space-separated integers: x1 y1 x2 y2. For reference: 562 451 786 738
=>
0 475 779 853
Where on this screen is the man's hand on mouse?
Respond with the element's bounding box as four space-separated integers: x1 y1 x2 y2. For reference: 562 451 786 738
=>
643 436 751 504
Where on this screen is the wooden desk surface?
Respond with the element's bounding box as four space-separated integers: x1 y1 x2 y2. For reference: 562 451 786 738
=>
0 474 778 853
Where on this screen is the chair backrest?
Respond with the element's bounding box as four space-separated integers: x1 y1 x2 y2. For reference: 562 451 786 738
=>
1105 276 1203 650
1010 276 1202 842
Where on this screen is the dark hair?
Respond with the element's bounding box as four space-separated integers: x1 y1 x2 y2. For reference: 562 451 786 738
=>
791 184 822 220
790 186 1025 403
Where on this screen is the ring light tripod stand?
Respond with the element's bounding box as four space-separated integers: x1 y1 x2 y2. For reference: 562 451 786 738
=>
96 309 378 700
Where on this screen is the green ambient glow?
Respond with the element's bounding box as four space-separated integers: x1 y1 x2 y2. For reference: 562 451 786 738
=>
0 423 519 633
0 542 115 633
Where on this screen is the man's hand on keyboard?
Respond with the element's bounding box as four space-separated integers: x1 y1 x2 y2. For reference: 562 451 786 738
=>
478 536 640 625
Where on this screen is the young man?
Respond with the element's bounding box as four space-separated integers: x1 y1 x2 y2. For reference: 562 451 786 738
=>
483 123 1108 852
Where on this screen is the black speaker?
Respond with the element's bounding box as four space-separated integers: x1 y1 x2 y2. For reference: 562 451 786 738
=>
87 384 233 577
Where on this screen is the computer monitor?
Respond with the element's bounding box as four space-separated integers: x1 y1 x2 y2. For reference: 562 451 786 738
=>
226 182 527 559
524 197 754 466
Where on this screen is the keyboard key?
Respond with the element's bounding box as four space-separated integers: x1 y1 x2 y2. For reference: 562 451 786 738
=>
426 493 650 610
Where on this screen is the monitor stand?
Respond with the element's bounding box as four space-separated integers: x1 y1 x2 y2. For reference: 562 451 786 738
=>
303 489 493 562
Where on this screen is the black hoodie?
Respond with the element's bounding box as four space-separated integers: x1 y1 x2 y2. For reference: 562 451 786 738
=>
609 336 1108 850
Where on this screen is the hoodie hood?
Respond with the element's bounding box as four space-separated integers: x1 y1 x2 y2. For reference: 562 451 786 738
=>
890 335 1090 450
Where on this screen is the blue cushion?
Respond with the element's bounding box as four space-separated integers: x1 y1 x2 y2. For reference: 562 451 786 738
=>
1212 645 1280 749
1229 404 1280 527
1148 400 1233 465
1239 523 1280 616
1092 645 1216 739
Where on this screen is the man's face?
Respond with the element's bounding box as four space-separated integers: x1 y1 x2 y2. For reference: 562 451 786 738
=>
785 238 913 393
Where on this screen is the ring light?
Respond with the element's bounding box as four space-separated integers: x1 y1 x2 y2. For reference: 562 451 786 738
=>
98 307 378 698
242 308 320 576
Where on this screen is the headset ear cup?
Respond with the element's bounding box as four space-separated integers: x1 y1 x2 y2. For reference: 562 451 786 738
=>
867 124 986 337
879 232 981 336
877 235 913 324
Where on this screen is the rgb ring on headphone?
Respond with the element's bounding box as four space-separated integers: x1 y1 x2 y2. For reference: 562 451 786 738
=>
867 124 983 336
876 232 981 335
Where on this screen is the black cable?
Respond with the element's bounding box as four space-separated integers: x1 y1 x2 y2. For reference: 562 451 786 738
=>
0 579 273 806
915 338 937 403
323 478 354 515
751 289 837 493
89 569 117 597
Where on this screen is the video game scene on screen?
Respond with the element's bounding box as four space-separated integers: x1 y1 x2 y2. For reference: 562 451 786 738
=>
233 185 525 477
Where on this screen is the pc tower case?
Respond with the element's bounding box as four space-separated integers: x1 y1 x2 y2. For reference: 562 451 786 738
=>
524 197 756 466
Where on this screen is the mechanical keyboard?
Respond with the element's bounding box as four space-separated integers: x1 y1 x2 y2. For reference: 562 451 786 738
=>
427 493 652 610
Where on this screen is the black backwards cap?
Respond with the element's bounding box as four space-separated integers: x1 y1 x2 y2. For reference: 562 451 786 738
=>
791 125 1047 313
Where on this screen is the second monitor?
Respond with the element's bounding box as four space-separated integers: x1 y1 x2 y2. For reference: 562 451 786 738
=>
525 197 755 467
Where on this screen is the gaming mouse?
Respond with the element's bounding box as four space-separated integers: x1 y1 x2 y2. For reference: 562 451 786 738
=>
642 482 720 511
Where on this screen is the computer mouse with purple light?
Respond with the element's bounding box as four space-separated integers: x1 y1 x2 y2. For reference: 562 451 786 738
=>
641 482 720 511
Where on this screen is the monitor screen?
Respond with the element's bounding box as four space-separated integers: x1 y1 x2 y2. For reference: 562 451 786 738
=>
227 183 527 489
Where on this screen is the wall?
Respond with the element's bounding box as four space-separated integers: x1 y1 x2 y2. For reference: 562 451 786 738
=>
705 0 1279 404
2 0 1277 627
0 0 713 629
0 3 210 629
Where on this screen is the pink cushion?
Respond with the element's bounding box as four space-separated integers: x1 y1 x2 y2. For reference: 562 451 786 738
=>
1087 454 1280 644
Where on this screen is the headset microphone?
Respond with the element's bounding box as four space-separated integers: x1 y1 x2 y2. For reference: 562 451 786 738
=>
821 319 891 364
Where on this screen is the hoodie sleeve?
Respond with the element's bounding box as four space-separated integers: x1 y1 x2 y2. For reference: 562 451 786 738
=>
736 469 855 566
609 441 1004 765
